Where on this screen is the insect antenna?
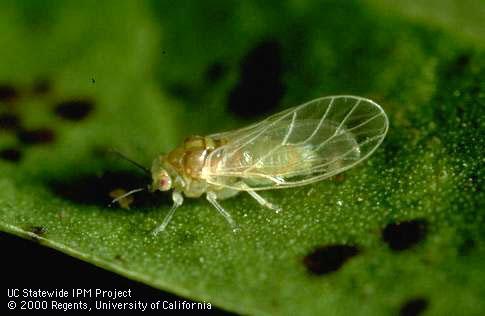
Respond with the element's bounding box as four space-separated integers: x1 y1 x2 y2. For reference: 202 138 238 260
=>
109 187 146 207
108 148 151 176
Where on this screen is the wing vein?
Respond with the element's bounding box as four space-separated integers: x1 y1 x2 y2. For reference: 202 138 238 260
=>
300 97 335 145
224 108 296 161
313 99 362 152
345 111 384 133
282 111 297 145
335 99 362 134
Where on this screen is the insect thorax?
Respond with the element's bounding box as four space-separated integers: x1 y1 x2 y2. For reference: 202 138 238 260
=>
162 135 227 197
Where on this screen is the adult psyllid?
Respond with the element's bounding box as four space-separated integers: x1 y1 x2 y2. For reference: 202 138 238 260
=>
112 95 389 234
72 289 132 300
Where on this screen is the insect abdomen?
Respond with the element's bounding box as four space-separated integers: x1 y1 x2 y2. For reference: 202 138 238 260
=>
244 141 315 174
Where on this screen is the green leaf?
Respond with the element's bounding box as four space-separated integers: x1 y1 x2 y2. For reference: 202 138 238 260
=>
1 1 484 315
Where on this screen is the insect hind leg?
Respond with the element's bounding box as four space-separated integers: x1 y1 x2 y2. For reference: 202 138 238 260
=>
246 189 282 213
206 192 239 232
238 182 282 213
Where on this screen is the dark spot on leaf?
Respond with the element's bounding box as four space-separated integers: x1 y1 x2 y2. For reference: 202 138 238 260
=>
17 128 55 144
228 39 285 118
54 99 94 121
458 237 475 256
49 171 169 209
30 226 47 236
166 82 196 101
453 54 470 70
399 298 428 316
382 219 427 251
0 113 20 130
162 50 166 54
0 148 22 162
445 53 471 78
0 84 19 103
32 78 52 95
303 245 360 275
468 173 480 192
91 78 96 84
205 61 226 84
27 225 47 243
114 254 125 262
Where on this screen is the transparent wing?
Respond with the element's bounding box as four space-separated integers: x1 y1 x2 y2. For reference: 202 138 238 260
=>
204 95 389 190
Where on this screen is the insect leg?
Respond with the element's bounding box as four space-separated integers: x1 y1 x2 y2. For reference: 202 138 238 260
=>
206 192 239 232
152 191 183 235
246 189 282 213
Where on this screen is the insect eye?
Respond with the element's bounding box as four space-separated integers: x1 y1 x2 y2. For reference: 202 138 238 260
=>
159 175 171 191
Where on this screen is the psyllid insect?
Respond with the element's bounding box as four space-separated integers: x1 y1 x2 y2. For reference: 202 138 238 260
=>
112 95 389 235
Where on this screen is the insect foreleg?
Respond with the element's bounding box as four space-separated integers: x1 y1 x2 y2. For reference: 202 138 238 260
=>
152 191 183 235
206 191 238 232
246 189 282 213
